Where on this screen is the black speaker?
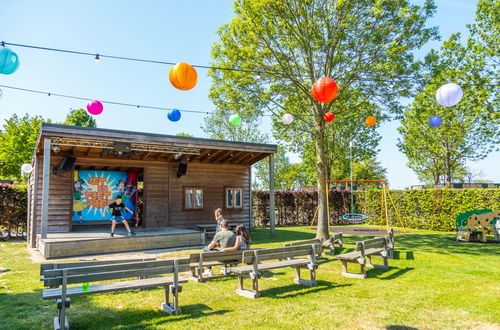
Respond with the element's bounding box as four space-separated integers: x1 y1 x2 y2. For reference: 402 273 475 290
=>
60 155 76 170
177 161 188 178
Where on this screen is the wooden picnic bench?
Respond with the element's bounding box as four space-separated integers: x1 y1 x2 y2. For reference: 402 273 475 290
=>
229 244 319 299
188 250 245 282
284 232 343 258
41 258 190 330
336 236 390 279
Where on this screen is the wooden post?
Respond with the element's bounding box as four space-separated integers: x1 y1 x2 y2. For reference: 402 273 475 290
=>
269 154 275 236
41 138 51 239
248 166 253 231
26 173 31 245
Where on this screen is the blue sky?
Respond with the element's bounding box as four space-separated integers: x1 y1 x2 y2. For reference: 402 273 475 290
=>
0 0 497 188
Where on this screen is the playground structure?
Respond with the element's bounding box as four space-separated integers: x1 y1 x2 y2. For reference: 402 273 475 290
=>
456 209 500 242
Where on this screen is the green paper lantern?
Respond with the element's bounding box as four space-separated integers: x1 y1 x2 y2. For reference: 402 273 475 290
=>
229 114 241 126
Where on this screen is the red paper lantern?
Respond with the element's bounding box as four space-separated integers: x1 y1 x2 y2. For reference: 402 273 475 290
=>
324 112 335 122
312 77 338 103
365 116 377 127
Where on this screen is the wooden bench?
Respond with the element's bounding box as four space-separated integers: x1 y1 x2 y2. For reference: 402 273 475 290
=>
41 258 189 330
229 244 319 299
387 228 395 259
188 250 244 282
336 237 389 279
284 232 343 258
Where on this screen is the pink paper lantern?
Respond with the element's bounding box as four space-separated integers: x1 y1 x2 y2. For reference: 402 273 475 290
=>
87 100 103 115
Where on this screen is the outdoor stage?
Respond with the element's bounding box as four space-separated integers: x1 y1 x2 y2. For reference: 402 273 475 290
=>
36 226 204 259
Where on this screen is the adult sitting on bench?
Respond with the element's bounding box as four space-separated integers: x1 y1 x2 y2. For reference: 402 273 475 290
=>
202 219 236 276
41 258 189 330
336 236 390 279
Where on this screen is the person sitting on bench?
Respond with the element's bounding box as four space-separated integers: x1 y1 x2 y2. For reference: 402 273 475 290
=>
222 225 251 251
106 195 136 238
203 219 236 276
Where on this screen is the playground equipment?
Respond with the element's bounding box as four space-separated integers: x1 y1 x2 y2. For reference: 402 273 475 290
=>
456 209 500 242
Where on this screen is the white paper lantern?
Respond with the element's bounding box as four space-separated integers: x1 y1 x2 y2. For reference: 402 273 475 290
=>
282 113 294 125
0 88 3 99
21 163 33 174
436 83 463 107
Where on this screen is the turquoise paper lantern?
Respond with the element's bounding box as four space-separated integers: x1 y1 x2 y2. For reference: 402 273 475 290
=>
0 47 20 75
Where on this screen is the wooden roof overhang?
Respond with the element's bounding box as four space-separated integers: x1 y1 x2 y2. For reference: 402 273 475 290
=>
34 124 277 166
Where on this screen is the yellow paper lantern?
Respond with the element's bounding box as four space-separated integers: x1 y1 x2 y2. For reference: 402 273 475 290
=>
169 62 198 91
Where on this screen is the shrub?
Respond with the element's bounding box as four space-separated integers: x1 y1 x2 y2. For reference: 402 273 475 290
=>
0 184 27 239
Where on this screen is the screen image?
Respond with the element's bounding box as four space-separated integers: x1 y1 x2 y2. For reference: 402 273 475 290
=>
72 170 137 222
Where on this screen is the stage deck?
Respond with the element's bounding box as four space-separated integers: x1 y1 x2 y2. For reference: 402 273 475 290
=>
36 226 204 259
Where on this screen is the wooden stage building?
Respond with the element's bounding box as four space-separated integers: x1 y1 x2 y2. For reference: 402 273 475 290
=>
27 124 277 259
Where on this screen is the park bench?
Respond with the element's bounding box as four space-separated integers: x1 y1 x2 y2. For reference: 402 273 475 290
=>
387 228 395 259
336 236 390 279
284 232 343 258
229 244 319 299
188 250 245 282
41 258 190 330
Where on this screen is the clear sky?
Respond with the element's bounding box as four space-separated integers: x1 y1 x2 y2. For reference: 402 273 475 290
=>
0 0 497 189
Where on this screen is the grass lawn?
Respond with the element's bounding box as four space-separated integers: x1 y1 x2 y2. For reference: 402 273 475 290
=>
1 226 499 329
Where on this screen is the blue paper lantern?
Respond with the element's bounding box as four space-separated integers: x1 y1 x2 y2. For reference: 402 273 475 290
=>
0 47 20 75
429 115 442 127
167 109 181 122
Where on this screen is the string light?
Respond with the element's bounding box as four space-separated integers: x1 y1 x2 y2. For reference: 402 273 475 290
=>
95 54 100 62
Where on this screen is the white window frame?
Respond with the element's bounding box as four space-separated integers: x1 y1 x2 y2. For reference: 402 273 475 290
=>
184 187 203 209
226 188 243 209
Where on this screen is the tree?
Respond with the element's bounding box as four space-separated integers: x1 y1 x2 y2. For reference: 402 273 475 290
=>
176 132 194 137
398 32 499 186
0 114 47 181
62 109 97 127
209 0 437 238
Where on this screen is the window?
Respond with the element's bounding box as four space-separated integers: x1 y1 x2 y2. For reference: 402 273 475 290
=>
226 188 243 209
185 188 203 209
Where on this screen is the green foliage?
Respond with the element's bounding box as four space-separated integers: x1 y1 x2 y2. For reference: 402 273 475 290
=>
0 184 27 238
63 109 97 127
175 132 194 137
0 114 47 181
209 0 438 238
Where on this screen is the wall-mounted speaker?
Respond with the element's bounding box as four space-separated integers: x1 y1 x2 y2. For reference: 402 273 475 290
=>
177 161 188 178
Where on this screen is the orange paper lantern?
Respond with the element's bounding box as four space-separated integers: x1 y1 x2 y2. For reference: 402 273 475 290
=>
169 62 198 91
312 77 338 103
365 116 377 127
324 112 335 122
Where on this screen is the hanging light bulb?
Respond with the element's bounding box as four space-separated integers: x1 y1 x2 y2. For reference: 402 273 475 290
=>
256 71 261 80
95 54 100 63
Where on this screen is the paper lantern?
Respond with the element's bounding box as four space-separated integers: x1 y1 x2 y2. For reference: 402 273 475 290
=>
21 163 33 174
323 112 335 122
169 62 198 91
0 47 20 75
282 113 294 125
429 115 442 127
87 100 103 115
167 109 181 122
229 114 241 126
312 77 338 103
365 116 377 127
436 83 463 107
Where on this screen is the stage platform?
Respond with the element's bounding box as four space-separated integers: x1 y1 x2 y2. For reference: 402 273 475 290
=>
36 226 204 259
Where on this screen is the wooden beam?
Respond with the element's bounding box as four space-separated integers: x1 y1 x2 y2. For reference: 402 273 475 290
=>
198 149 216 162
85 147 93 157
41 138 51 239
190 149 211 162
29 156 39 248
249 166 253 232
217 151 236 163
202 150 226 163
242 153 268 166
269 154 275 236
231 152 252 164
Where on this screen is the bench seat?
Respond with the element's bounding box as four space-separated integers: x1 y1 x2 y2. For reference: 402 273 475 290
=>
336 237 390 279
43 276 188 300
337 248 384 261
231 258 310 274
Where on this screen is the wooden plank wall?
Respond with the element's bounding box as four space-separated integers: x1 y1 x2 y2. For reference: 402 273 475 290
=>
31 155 73 234
167 162 250 228
143 166 169 227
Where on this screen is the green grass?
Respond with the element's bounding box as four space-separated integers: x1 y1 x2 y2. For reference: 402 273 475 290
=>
1 226 499 329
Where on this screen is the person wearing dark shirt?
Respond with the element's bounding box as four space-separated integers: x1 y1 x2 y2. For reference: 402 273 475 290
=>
106 195 135 238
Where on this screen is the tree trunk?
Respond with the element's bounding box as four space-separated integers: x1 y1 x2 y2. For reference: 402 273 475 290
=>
315 127 329 240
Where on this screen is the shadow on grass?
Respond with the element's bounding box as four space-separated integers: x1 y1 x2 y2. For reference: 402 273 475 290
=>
259 280 351 299
379 267 414 280
386 326 419 330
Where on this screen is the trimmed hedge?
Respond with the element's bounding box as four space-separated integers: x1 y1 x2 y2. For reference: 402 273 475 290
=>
252 189 500 231
0 184 27 239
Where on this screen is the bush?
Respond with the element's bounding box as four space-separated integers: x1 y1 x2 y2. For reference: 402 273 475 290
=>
253 188 500 231
0 184 27 239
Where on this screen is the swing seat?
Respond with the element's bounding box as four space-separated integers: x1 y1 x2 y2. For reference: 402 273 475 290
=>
342 213 369 223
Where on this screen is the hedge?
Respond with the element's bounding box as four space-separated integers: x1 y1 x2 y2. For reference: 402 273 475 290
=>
0 184 27 239
252 189 500 232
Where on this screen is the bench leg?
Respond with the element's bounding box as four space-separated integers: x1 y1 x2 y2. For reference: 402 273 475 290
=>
236 274 260 299
54 298 70 330
189 267 203 283
161 284 181 315
366 255 389 270
294 266 317 287
340 260 367 279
